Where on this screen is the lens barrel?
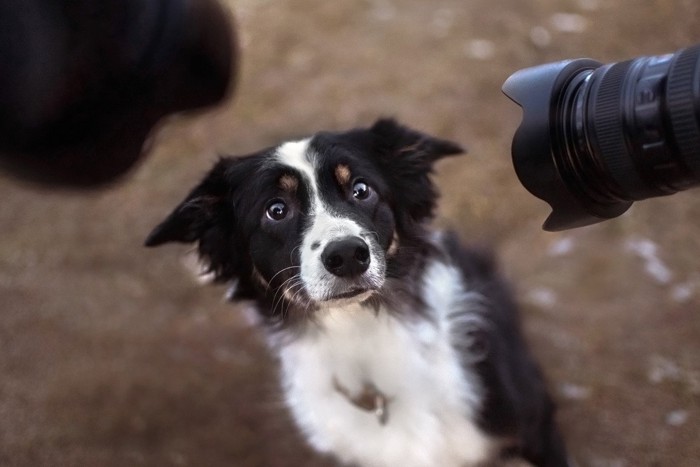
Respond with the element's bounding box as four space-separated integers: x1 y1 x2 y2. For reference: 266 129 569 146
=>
503 44 700 231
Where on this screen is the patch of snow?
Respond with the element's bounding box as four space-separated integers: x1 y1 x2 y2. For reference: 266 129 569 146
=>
624 237 673 284
550 13 588 33
530 26 552 48
665 409 689 427
526 287 558 308
559 382 592 401
548 236 575 256
670 282 694 303
464 39 496 60
576 0 600 11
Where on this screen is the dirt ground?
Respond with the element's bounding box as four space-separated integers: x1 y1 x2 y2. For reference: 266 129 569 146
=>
2 0 699 466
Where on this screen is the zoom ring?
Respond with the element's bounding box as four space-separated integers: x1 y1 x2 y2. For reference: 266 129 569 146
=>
666 44 700 175
592 60 644 197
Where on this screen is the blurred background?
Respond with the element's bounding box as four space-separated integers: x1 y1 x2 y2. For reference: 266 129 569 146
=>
1 0 699 465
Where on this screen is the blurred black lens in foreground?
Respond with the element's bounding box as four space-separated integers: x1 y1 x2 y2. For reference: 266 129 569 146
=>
0 0 237 188
503 44 700 231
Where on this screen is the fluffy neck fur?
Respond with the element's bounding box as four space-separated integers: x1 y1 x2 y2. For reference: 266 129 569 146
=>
265 242 494 467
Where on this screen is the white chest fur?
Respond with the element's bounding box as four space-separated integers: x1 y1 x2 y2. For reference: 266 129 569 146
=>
275 260 493 467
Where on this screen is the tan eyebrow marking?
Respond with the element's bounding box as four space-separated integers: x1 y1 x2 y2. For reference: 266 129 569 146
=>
335 164 351 186
278 174 299 193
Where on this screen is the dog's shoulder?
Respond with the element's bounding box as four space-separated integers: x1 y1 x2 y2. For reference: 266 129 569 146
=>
431 230 499 283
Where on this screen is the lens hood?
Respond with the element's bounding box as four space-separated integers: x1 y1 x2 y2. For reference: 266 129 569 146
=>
503 59 633 231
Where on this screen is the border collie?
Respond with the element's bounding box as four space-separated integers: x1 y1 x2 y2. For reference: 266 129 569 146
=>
145 119 569 467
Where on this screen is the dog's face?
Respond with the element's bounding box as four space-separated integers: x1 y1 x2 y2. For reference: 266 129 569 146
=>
146 119 463 320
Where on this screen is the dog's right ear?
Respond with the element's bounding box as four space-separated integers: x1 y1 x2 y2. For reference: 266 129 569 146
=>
144 158 232 248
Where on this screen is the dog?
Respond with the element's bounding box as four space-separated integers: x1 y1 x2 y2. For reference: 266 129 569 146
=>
145 119 569 467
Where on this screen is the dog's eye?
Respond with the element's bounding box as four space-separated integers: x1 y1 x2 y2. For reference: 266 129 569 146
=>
266 200 288 221
352 181 371 200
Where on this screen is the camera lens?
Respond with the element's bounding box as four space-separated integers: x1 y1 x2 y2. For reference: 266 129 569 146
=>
503 44 700 231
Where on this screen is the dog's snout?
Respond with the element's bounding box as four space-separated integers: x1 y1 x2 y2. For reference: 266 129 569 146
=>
321 237 370 277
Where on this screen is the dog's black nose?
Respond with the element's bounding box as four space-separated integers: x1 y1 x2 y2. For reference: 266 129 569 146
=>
321 237 371 277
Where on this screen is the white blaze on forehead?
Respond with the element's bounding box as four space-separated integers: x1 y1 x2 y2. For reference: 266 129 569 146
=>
275 138 319 200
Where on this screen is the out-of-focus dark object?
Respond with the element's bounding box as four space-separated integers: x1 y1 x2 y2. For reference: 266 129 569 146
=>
503 43 700 231
0 0 237 187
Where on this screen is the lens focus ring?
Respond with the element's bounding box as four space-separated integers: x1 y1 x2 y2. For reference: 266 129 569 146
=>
666 44 700 176
592 60 642 197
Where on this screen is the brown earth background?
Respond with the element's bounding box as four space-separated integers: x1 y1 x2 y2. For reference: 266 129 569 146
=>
2 0 700 465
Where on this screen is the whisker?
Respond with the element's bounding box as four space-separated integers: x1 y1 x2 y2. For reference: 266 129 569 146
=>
270 271 301 309
281 278 305 320
272 274 304 318
289 244 302 264
268 265 301 286
270 277 292 315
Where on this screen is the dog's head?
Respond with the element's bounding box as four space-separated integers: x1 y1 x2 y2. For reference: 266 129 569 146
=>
146 119 463 321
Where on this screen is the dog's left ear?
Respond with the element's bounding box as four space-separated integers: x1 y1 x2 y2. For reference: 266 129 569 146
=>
370 118 465 166
144 157 249 286
369 118 465 223
144 158 232 247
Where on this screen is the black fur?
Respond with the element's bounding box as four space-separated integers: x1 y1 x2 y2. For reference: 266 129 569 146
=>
439 233 568 465
146 119 569 466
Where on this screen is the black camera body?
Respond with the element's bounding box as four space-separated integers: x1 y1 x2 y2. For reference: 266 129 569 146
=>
503 44 700 231
0 0 235 187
